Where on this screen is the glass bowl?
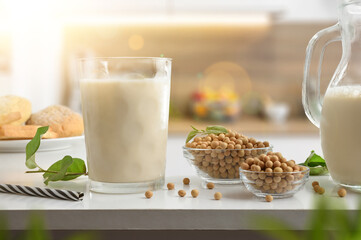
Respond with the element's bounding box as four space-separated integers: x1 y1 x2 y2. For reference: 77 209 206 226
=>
240 167 310 198
182 146 273 184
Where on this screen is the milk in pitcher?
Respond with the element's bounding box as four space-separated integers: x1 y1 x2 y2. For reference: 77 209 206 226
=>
320 86 361 185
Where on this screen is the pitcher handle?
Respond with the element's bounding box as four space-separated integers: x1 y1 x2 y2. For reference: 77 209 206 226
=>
303 23 341 128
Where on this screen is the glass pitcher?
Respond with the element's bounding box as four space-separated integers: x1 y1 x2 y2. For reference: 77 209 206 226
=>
303 0 361 188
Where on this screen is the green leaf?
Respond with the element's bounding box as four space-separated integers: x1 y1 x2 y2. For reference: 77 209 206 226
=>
186 125 229 143
304 151 325 166
309 166 329 176
25 126 49 169
186 130 198 143
205 125 228 134
302 150 328 176
24 126 88 185
43 157 86 185
43 156 73 185
191 125 198 131
206 129 227 135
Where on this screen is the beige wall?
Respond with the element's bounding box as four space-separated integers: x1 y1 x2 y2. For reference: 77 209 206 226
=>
63 23 341 117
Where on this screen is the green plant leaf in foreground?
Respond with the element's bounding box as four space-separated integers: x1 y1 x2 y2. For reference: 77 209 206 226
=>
306 197 329 240
43 156 87 185
24 213 50 240
301 150 328 176
0 213 9 240
254 197 361 240
66 232 98 240
25 126 49 169
251 215 300 240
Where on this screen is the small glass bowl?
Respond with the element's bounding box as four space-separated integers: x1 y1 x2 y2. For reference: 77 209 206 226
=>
182 146 273 184
240 167 310 198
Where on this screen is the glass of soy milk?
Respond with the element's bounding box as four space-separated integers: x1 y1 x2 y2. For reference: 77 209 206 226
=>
77 57 171 193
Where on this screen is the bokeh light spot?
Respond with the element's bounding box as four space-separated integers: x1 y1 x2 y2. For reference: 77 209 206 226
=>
128 34 144 50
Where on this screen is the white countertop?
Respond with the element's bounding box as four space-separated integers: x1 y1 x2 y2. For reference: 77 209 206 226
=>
0 134 358 230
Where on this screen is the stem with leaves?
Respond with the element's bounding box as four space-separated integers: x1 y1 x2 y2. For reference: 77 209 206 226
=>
25 126 88 185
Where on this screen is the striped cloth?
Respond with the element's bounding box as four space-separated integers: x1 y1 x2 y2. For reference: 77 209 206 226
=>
0 183 84 201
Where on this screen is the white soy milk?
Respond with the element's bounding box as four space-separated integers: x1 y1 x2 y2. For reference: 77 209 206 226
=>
320 86 361 185
80 77 170 183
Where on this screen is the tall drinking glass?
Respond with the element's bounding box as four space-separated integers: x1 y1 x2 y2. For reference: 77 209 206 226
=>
77 57 171 193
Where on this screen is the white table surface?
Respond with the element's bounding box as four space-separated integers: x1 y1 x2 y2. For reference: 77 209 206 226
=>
0 134 358 230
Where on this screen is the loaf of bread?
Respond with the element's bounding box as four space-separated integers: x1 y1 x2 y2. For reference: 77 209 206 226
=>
0 95 32 126
26 105 84 138
0 125 58 140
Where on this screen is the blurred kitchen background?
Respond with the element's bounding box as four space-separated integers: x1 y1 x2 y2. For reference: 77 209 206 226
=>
0 0 341 135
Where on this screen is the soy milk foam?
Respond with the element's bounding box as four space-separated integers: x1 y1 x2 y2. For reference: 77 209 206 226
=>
320 86 361 185
80 77 170 183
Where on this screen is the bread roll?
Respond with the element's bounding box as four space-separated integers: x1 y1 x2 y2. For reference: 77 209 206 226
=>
0 125 58 140
0 95 31 126
26 105 84 138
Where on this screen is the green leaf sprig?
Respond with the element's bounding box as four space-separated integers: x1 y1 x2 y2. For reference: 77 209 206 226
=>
186 125 228 143
300 150 328 176
25 127 87 185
